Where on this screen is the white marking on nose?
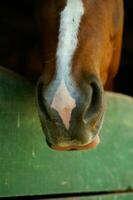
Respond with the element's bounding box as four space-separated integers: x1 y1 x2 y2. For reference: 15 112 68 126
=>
46 0 84 129
51 79 76 129
56 0 84 77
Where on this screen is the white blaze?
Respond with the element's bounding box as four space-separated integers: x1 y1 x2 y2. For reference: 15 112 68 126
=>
50 0 84 129
56 0 84 77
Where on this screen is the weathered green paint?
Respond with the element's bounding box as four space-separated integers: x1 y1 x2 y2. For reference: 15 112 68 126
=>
0 66 133 198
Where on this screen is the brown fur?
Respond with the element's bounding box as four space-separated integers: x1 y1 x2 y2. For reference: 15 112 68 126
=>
0 0 123 88
38 0 123 90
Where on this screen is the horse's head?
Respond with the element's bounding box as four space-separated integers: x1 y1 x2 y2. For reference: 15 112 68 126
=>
36 0 123 150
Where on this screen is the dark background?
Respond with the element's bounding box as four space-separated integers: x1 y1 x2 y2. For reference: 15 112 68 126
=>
0 0 132 96
115 1 133 96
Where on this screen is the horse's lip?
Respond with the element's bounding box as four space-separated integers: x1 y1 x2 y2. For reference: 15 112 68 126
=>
50 135 100 151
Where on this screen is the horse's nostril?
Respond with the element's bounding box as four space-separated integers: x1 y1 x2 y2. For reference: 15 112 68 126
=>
83 79 103 123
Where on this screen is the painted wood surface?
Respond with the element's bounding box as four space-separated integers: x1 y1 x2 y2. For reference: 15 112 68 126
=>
0 66 133 198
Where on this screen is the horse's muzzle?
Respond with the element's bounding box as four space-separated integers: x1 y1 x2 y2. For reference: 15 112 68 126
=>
36 75 105 151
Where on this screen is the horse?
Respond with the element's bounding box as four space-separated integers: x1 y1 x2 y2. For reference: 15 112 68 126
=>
36 0 123 151
0 0 124 151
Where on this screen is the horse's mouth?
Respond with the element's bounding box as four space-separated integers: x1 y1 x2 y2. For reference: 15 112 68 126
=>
46 134 100 151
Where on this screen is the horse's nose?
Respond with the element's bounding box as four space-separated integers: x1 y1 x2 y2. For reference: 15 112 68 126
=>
37 75 104 150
